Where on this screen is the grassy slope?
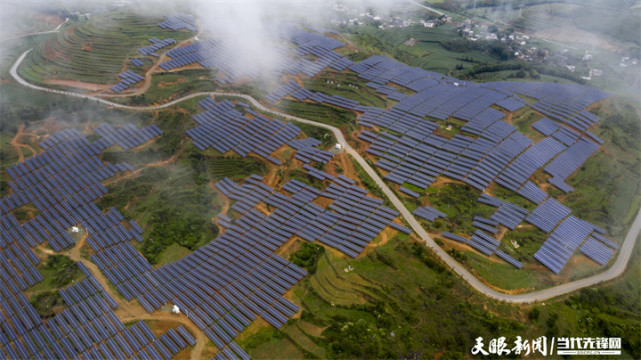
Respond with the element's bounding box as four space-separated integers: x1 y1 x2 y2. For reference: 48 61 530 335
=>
239 235 640 359
346 24 498 75
18 10 193 84
557 98 641 241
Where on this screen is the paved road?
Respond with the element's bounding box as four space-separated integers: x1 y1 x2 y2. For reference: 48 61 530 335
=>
10 49 641 303
0 18 68 42
407 0 445 16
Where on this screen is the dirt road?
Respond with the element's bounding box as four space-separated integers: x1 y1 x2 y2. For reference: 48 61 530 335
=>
41 234 207 360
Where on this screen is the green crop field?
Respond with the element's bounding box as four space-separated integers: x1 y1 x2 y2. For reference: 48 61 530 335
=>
345 24 500 75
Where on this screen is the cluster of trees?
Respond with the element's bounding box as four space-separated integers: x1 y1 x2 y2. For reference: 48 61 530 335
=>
289 243 324 274
429 183 493 234
306 241 526 359
29 291 64 319
140 153 219 264
43 255 83 288
456 62 586 84
141 204 217 264
564 289 640 359
99 179 153 211
442 39 514 61
293 122 334 148
599 107 641 151
29 255 83 319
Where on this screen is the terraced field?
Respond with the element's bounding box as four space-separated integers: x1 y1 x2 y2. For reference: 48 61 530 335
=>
17 11 193 84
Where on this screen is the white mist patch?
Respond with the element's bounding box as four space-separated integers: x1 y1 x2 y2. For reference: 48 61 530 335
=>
192 0 404 83
194 1 318 82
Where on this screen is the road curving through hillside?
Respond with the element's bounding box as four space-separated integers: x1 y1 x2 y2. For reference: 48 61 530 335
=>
0 18 69 42
10 48 641 304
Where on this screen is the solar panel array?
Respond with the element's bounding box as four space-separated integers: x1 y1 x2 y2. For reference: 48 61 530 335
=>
285 28 354 75
544 137 600 193
494 96 528 112
93 123 163 150
413 205 446 221
1 129 131 252
442 232 467 243
525 197 571 233
467 230 501 256
110 70 145 93
472 216 499 235
532 117 561 136
440 226 522 269
350 55 452 89
533 216 601 274
0 125 339 358
489 201 529 230
288 137 334 164
216 174 405 259
495 137 567 192
138 37 176 57
316 54 617 273
266 83 361 110
348 57 609 197
302 164 336 181
158 13 197 32
158 28 350 83
495 250 523 269
265 80 302 103
186 99 300 164
130 58 144 67
357 126 534 194
580 236 616 266
0 260 195 359
159 39 252 79
0 129 203 359
519 195 620 273
399 186 420 198
366 82 408 101
148 229 303 359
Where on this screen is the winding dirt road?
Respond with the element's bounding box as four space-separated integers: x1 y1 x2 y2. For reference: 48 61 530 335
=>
39 233 207 359
10 49 641 304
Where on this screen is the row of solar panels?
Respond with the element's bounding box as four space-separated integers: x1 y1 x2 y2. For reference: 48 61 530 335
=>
94 123 163 151
111 70 145 92
130 58 144 67
289 137 334 164
359 126 535 196
216 173 404 260
138 37 175 56
158 27 349 83
158 13 197 32
413 205 446 222
186 99 300 165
